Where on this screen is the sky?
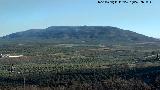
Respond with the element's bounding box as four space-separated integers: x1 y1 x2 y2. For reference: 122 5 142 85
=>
0 0 160 38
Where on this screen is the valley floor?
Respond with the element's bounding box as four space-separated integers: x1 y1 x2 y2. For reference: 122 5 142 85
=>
0 42 160 89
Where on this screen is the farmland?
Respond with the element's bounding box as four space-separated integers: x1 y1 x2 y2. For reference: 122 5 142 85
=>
0 42 160 90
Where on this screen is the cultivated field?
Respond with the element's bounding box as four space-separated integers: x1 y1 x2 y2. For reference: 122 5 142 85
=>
0 42 160 90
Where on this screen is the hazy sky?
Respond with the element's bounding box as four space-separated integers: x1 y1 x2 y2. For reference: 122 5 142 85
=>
0 0 160 38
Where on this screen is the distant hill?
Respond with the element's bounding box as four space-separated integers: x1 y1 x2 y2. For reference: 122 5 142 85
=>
1 26 159 44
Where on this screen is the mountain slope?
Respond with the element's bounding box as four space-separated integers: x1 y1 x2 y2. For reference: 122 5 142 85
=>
2 26 159 43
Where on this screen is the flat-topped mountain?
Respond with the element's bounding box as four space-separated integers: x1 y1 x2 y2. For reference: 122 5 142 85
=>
1 26 159 43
